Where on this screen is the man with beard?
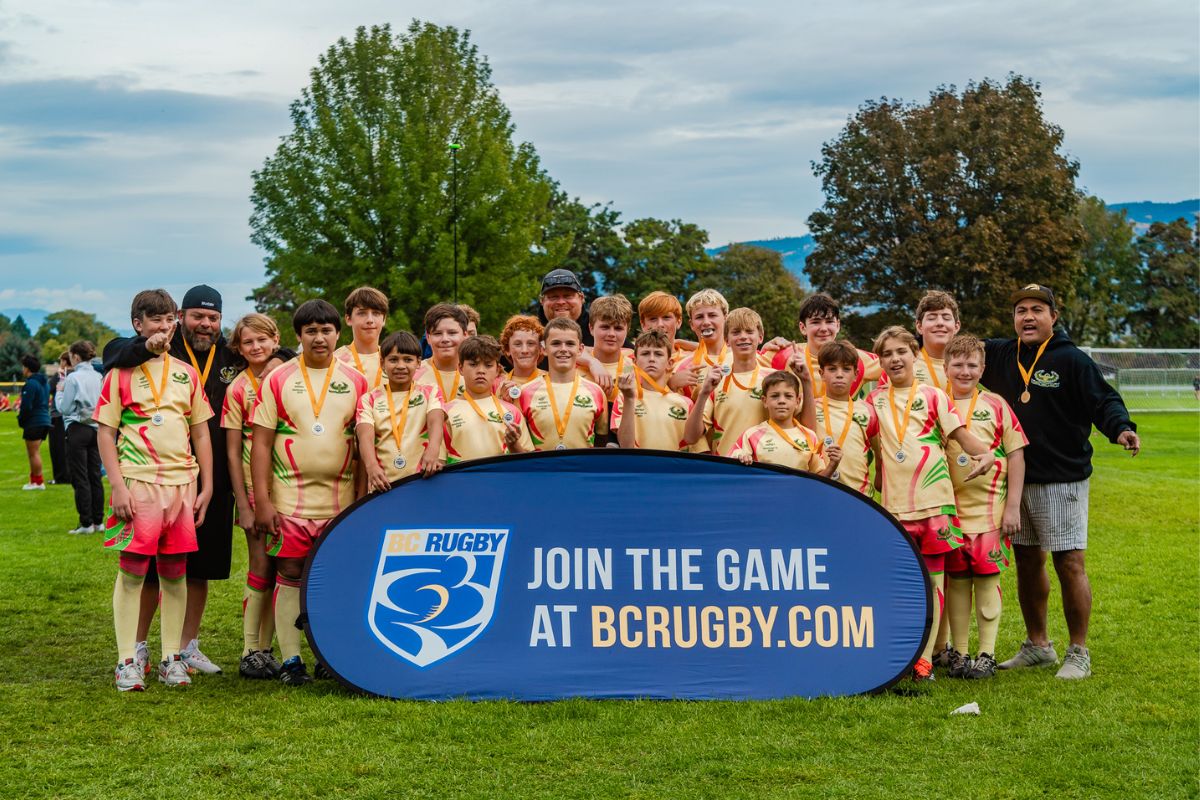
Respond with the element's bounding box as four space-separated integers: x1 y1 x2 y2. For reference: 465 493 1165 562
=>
102 285 238 675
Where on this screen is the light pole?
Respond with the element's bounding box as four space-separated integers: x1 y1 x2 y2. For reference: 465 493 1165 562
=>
450 142 463 303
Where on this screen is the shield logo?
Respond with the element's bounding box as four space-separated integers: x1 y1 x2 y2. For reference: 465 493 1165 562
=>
366 528 509 669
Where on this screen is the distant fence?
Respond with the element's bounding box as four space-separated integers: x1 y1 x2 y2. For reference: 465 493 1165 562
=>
1084 348 1200 413
0 382 23 395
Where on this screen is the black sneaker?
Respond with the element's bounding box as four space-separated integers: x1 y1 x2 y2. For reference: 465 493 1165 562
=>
967 652 997 679
260 648 282 678
932 645 954 668
279 656 312 686
313 660 333 680
948 651 974 679
239 650 272 679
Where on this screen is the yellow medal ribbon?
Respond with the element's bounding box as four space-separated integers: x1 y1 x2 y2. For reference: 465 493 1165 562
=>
920 347 941 390
385 388 412 460
544 374 579 442
140 355 170 413
633 365 669 399
723 362 760 394
607 351 627 404
507 368 542 385
803 344 826 398
298 357 335 426
953 388 981 433
245 367 259 394
183 337 216 386
433 365 461 402
350 345 383 389
820 394 854 450
692 341 728 369
767 420 814 454
464 392 509 448
1017 338 1050 402
888 383 919 459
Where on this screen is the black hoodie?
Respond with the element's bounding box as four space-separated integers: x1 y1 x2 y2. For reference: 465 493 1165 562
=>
981 329 1135 485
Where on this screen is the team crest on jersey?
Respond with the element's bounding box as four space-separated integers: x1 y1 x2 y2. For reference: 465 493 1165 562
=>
367 528 509 669
852 412 869 426
329 381 351 394
171 371 190 385
910 397 925 411
668 405 687 421
971 410 991 421
220 366 239 384
572 395 594 410
749 387 763 400
1031 370 1060 389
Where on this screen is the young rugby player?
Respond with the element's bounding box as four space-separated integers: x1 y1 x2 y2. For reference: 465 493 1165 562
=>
334 286 389 390
519 318 607 450
814 340 875 495
415 303 469 402
913 290 961 391
637 291 686 362
221 313 292 679
730 370 835 476
685 308 816 457
496 315 545 399
942 335 1027 679
587 295 637 398
865 325 997 682
767 294 882 400
612 328 692 451
357 330 446 489
251 300 368 685
674 289 733 396
97 289 214 691
442 335 531 463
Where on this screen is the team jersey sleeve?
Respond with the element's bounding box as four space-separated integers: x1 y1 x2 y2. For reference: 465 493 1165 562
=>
356 388 377 427
728 430 753 461
221 381 244 430
931 388 963 438
252 373 280 430
185 365 215 427
94 370 121 428
423 384 444 415
505 401 534 453
862 393 881 441
610 392 626 430
998 397 1028 454
860 352 882 382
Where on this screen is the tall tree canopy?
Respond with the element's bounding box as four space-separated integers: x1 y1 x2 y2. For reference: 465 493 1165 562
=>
806 75 1083 339
250 22 562 334
1128 218 1199 348
1058 196 1139 346
34 310 118 363
694 244 806 341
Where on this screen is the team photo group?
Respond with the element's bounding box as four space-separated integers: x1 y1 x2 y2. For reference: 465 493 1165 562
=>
55 267 1140 693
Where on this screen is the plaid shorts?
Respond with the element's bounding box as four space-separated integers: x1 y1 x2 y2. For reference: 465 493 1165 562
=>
1015 479 1089 552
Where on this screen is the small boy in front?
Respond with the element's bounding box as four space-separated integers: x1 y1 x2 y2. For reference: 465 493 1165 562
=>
415 303 469 401
442 335 531 463
357 330 446 490
730 370 836 477
814 340 875 494
334 286 389 390
519 318 606 450
913 290 961 391
251 299 368 685
97 289 214 691
942 335 1027 680
865 325 996 682
612 328 692 451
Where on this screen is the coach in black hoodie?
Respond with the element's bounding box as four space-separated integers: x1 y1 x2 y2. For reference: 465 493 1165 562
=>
981 284 1140 680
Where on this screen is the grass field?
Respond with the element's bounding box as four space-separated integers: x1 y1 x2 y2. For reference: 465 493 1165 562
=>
0 412 1196 799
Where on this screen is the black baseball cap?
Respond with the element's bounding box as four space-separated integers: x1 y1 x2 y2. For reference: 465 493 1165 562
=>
540 269 583 295
181 284 222 313
1010 284 1055 310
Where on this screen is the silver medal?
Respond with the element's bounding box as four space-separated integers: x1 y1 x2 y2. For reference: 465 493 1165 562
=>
312 422 324 435
394 455 406 469
151 412 165 426
832 469 840 480
895 449 905 463
555 444 566 451
823 436 834 448
508 386 522 399
720 365 732 376
503 412 515 424
956 454 969 467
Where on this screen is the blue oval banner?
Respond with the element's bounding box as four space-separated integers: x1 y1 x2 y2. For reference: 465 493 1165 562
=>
302 451 931 700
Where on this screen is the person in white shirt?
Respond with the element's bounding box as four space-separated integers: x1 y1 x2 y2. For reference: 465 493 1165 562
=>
56 340 105 534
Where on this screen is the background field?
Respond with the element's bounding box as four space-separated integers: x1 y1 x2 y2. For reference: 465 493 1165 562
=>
0 412 1195 799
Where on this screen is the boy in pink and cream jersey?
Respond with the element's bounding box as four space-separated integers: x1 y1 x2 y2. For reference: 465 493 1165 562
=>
519 318 606 450
611 328 692 451
730 370 835 476
251 299 368 686
97 289 214 691
442 335 531 463
414 303 469 402
333 286 389 391
813 341 875 495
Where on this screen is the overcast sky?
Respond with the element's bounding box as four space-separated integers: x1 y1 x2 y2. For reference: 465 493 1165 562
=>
0 0 1196 331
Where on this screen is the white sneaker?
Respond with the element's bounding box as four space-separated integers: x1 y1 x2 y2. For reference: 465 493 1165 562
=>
998 638 1059 670
115 658 145 692
89 524 104 533
21 482 46 491
135 641 150 677
67 525 93 535
158 655 192 686
180 639 223 675
1056 644 1091 679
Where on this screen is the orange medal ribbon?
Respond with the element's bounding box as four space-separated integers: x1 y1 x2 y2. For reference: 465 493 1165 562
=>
544 374 579 443
1017 338 1050 403
803 344 826 398
350 346 383 389
633 365 669 399
953 388 981 432
767 420 815 454
432 365 461 402
919 347 942 390
464 392 508 448
820 394 854 450
140 356 170 413
722 362 760 394
692 341 728 369
298 357 335 426
386 388 412 459
183 338 216 386
887 383 919 459
245 368 259 394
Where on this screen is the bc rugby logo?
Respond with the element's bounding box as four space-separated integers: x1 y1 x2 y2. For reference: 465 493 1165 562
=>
366 528 509 669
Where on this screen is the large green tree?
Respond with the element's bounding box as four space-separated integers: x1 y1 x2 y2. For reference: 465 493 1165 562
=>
539 188 625 306
1058 196 1140 346
250 22 562 334
600 218 712 312
806 75 1083 339
693 244 806 341
1127 218 1199 347
35 310 118 351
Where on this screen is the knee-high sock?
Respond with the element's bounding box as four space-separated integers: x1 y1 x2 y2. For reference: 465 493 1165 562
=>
258 576 277 651
274 576 302 661
947 576 975 655
974 574 1003 655
933 603 951 651
920 563 945 663
243 573 271 655
113 558 149 662
157 560 188 661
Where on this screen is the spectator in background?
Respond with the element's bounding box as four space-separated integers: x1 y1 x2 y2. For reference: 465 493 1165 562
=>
46 351 71 486
57 340 104 534
18 354 50 490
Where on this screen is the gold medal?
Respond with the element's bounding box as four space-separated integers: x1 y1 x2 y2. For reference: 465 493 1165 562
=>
1017 339 1049 406
1020 390 1031 404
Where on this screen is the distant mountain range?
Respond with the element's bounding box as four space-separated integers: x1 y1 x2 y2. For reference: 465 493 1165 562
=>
708 199 1199 282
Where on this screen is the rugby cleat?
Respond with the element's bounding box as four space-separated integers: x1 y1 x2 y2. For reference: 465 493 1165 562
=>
238 650 273 680
911 658 935 682
998 638 1058 670
279 656 312 686
932 645 954 668
968 652 997 679
314 660 333 680
260 649 282 678
180 639 223 674
158 655 191 687
948 651 974 679
114 658 145 692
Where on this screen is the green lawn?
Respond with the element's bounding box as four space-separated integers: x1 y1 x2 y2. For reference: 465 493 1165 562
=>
0 412 1196 799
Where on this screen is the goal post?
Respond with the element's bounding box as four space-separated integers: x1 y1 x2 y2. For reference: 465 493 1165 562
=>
1083 348 1200 413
